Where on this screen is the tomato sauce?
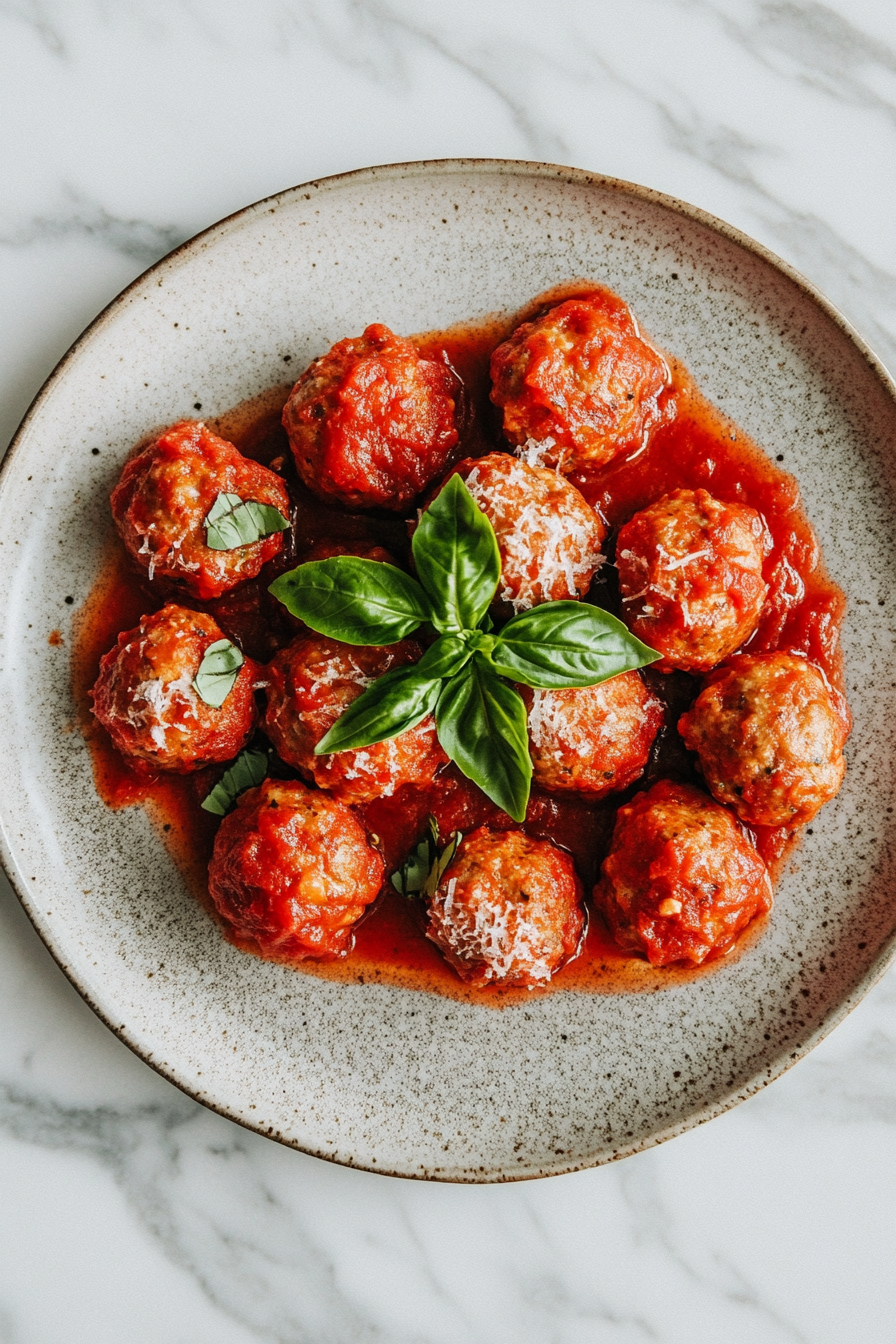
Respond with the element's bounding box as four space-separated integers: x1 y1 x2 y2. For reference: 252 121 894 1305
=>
71 289 847 1004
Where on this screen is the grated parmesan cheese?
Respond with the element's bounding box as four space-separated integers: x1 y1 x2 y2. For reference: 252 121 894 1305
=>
464 460 603 612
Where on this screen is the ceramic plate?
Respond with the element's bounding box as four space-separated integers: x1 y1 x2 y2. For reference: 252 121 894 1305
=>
2 160 895 1181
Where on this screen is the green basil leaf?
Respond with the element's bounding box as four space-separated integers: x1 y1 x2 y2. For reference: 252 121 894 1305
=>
424 828 462 899
201 746 269 816
315 665 442 754
269 558 431 645
192 638 245 708
412 474 500 633
435 654 532 822
204 492 290 551
390 816 463 898
414 633 472 681
391 816 439 896
488 601 660 688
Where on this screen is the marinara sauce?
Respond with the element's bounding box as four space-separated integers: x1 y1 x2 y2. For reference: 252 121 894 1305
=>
72 288 847 1004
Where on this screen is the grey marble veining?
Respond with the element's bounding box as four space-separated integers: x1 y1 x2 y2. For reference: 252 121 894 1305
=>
2 1 896 1340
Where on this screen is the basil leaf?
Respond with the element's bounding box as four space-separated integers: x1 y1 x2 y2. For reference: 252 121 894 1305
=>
269 558 431 645
488 601 660 688
204 492 289 551
192 638 244 708
315 664 442 755
391 816 439 896
436 654 532 822
390 817 463 898
201 746 268 816
414 633 472 681
412 474 500 633
424 828 462 899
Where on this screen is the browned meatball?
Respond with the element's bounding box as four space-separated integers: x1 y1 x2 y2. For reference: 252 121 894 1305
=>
678 652 848 827
111 421 290 599
262 636 446 804
208 779 383 961
90 604 259 772
426 826 584 988
616 488 769 673
522 671 662 797
445 453 605 612
489 290 672 472
595 779 772 966
282 324 460 511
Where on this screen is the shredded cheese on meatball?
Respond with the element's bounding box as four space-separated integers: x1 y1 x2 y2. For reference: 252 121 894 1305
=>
435 890 557 984
126 670 197 749
465 461 603 612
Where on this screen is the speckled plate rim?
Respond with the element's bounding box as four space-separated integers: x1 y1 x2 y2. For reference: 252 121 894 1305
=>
2 157 895 1182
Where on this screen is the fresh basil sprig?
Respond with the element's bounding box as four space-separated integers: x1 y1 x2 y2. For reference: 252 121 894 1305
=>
391 816 463 898
204 492 289 551
269 472 658 821
192 638 244 708
201 746 269 816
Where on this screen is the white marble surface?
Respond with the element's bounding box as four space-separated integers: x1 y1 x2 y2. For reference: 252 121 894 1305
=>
2 1 896 1339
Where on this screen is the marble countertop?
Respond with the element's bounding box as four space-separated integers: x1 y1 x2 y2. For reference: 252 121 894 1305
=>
2 2 896 1340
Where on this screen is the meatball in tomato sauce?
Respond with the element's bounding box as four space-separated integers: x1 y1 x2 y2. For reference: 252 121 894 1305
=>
445 453 604 612
616 488 769 673
426 827 584 988
262 636 446 805
679 652 848 828
91 604 259 772
282 324 460 511
595 779 772 967
490 290 671 472
523 671 662 798
208 779 383 961
111 421 290 600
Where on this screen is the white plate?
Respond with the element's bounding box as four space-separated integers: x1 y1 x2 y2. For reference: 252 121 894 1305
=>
2 159 895 1181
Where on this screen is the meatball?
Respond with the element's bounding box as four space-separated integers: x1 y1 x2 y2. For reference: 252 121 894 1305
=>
616 488 769 673
523 671 663 797
91 604 259 772
208 779 383 960
282 324 460 511
262 636 447 804
111 420 290 600
489 290 671 472
426 827 584 988
678 652 847 828
595 779 772 966
445 453 605 612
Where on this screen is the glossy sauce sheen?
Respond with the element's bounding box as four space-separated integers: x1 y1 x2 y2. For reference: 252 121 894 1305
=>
72 292 847 1004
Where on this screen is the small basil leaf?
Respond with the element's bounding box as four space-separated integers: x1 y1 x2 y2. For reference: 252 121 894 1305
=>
390 817 463 899
414 633 472 681
391 816 439 896
489 601 660 688
423 828 463 899
192 638 244 708
201 746 268 816
412 474 500 633
204 492 290 551
315 665 442 754
435 654 532 822
269 558 431 645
